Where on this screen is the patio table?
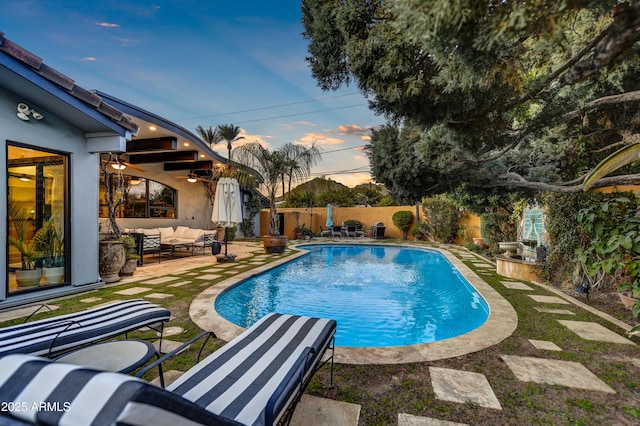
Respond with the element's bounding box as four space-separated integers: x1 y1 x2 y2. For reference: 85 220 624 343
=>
161 240 194 259
54 340 162 379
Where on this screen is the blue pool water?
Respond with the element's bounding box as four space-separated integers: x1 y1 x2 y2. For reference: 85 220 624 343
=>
215 245 490 347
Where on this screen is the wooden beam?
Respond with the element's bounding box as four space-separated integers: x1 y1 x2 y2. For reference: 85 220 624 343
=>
127 137 177 152
127 151 199 164
163 160 212 171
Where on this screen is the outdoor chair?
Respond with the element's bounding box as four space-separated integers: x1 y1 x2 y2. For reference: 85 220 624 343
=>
331 225 343 237
0 313 336 426
345 225 357 237
0 299 170 358
193 232 217 255
131 232 161 265
319 226 332 237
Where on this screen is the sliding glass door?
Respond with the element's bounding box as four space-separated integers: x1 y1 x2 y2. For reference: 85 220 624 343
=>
7 143 68 293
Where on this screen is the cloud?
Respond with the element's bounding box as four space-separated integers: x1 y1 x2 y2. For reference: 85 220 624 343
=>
291 121 318 127
82 57 97 61
96 22 119 28
297 132 343 147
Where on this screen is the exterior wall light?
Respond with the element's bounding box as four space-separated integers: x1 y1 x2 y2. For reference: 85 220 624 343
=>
17 103 43 121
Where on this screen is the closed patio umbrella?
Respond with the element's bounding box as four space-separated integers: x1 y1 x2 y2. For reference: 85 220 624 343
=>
326 203 333 228
211 177 243 260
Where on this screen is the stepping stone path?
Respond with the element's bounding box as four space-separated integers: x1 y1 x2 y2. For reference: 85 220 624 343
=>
115 287 151 295
528 339 562 351
398 413 468 426
429 366 502 409
501 281 533 290
195 274 222 280
558 320 636 345
142 276 180 285
80 297 102 303
501 355 616 393
534 307 575 315
157 326 184 338
528 295 570 304
145 292 173 299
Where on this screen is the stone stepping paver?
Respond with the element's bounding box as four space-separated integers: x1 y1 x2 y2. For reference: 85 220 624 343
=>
145 293 173 299
501 281 534 290
168 281 190 287
153 339 189 355
142 276 181 285
558 320 636 345
290 395 361 426
534 307 575 315
115 287 151 295
0 304 59 322
528 295 570 305
529 339 562 351
150 369 184 387
80 297 102 303
501 355 616 393
195 274 222 280
429 367 502 409
157 326 184 337
398 413 468 426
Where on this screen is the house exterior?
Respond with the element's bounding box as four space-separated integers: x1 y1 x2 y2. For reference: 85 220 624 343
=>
1 32 256 308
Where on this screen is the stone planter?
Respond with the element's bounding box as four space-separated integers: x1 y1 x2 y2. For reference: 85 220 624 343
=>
99 240 126 283
15 269 42 288
119 259 138 276
263 235 288 253
43 266 65 284
498 241 520 258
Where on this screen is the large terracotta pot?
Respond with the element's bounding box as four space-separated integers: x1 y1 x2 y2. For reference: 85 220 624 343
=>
618 291 639 309
99 240 126 283
263 235 288 254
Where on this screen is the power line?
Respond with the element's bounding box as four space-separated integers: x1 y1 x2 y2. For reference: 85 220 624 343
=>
175 92 361 122
321 145 366 154
230 104 365 124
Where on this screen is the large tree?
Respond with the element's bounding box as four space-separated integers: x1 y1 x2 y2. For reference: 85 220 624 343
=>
302 0 640 200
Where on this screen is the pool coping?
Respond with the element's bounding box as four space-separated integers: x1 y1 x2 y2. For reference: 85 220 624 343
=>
189 242 518 365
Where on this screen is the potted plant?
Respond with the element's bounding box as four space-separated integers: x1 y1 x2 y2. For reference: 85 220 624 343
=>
8 201 42 288
234 141 321 253
98 153 127 282
119 235 140 276
293 224 303 239
7 201 42 287
33 216 65 285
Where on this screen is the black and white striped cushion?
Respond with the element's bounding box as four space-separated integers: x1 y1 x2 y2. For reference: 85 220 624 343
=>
168 313 337 426
0 354 241 426
0 300 170 356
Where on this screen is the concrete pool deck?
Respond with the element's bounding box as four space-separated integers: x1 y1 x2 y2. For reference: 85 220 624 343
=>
190 242 518 364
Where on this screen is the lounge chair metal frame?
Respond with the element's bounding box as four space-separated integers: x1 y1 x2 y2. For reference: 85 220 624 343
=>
0 313 336 426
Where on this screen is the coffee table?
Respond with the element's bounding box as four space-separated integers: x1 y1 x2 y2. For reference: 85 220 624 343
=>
161 240 194 259
55 340 160 375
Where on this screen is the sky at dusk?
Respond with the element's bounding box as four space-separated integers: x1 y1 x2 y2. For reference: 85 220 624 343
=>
1 1 383 187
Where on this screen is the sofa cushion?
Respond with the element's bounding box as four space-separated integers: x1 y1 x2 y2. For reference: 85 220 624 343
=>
158 227 175 241
174 226 189 238
184 228 205 242
142 228 159 236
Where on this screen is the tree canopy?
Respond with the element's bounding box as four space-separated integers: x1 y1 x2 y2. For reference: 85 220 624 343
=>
302 0 640 202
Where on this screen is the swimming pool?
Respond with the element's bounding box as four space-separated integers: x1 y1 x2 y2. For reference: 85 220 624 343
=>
215 245 490 348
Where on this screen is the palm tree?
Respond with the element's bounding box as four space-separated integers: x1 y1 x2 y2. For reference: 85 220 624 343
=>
280 142 321 198
234 142 321 237
216 124 244 162
195 125 222 149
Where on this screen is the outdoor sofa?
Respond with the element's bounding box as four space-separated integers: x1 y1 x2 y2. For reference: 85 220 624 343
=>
125 226 220 264
0 299 170 357
0 312 337 426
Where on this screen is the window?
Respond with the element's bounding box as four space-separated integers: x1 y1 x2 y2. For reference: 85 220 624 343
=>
100 175 176 218
7 143 68 293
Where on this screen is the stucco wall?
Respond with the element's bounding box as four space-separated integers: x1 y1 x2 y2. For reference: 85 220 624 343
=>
259 205 482 241
1 87 102 297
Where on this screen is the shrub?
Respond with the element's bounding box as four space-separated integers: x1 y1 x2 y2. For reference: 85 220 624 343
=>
410 221 431 241
480 212 515 248
392 211 414 239
421 197 462 243
118 235 139 261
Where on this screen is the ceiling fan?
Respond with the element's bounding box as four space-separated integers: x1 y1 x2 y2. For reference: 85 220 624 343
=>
100 153 146 173
174 171 211 183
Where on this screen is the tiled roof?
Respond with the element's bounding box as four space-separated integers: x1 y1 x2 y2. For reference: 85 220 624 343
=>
0 31 139 134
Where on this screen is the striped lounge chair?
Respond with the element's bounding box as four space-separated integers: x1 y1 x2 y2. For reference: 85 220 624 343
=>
0 299 170 357
0 313 336 426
